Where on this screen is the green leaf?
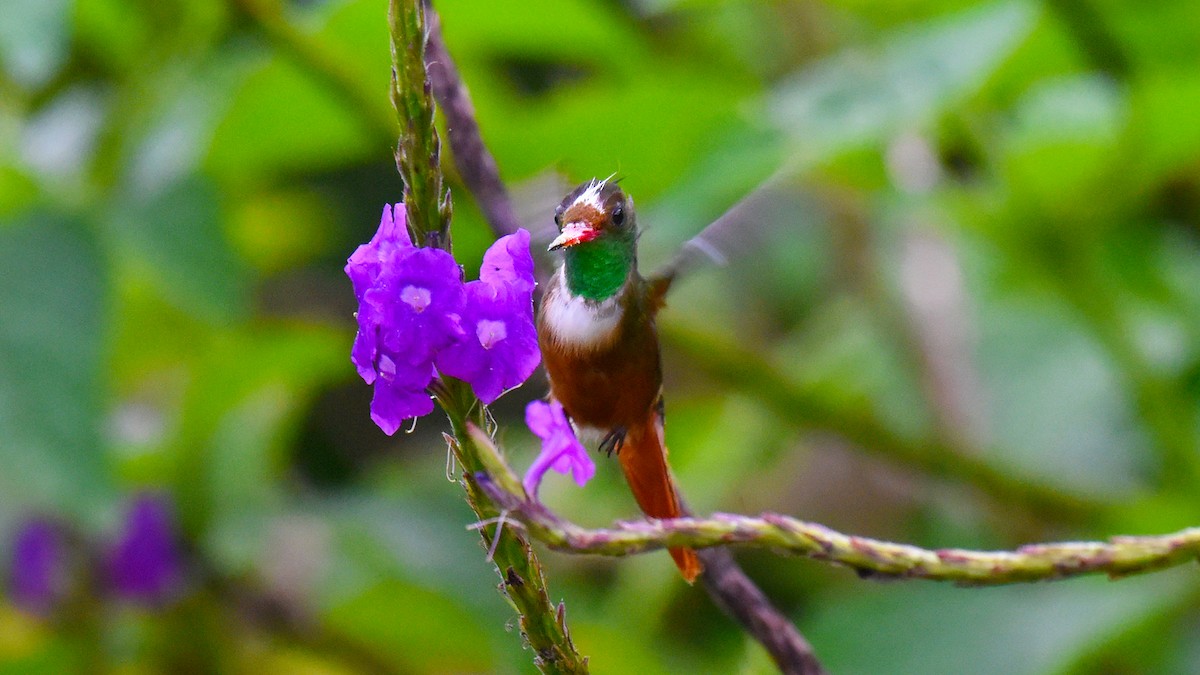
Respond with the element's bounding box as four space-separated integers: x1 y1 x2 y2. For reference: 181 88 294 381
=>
1000 73 1127 217
0 215 112 515
72 0 151 75
439 0 644 69
0 167 39 219
0 0 71 88
777 297 931 441
971 258 1147 493
768 1 1036 165
204 49 378 181
171 325 348 539
807 569 1188 675
571 620 674 675
106 175 249 324
325 581 497 673
1131 69 1200 178
440 0 756 199
1008 74 1125 143
0 613 86 674
1102 0 1199 70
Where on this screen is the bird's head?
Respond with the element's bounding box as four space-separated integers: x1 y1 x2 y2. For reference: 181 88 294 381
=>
548 178 635 252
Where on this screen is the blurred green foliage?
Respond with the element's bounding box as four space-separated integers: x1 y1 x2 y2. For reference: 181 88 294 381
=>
2 0 1200 672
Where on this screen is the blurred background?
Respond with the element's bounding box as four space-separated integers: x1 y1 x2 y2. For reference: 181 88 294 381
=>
2 0 1200 672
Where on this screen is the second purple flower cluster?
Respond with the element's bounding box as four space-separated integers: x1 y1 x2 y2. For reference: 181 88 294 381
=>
347 204 541 435
8 492 183 615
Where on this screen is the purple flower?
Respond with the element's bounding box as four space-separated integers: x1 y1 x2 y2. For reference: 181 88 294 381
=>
347 204 465 434
8 519 65 615
107 493 182 605
436 230 540 404
523 400 595 498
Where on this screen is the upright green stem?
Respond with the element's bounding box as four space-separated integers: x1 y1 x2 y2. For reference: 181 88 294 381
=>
389 0 451 248
437 380 587 672
388 2 585 670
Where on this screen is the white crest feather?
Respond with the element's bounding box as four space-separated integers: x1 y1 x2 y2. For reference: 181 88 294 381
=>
572 174 617 213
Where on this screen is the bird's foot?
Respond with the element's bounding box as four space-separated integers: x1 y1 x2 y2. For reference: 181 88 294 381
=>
599 428 626 457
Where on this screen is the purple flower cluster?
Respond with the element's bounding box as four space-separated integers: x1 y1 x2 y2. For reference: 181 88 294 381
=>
347 204 540 434
523 400 595 498
7 492 183 615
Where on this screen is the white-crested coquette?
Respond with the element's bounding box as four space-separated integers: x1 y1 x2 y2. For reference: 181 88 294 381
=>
536 177 702 582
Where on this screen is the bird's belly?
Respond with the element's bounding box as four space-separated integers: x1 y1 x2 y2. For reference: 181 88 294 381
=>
541 289 623 349
542 336 661 433
538 273 662 432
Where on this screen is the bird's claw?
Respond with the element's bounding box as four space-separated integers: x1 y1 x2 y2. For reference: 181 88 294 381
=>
599 428 626 457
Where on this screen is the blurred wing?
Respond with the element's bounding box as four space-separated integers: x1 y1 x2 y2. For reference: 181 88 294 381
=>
511 170 573 290
647 179 802 304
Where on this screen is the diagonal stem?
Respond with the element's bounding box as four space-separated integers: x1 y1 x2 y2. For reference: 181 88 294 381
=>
424 7 523 240
440 388 587 673
469 422 830 674
697 546 825 674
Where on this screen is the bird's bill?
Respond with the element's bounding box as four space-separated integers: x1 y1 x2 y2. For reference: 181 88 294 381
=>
548 221 600 250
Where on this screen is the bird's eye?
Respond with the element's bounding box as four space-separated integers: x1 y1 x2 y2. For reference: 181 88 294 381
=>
554 205 564 226
611 204 625 227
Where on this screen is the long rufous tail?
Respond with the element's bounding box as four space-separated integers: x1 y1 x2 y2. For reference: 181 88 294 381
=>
618 412 703 583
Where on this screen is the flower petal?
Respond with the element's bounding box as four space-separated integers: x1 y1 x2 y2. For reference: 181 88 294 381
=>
522 400 593 498
371 378 434 435
480 228 536 295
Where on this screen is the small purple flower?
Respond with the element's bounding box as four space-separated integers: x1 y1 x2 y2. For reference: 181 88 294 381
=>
347 204 465 434
436 280 539 404
437 230 540 404
349 205 414 384
523 400 595 498
8 518 65 615
107 493 183 605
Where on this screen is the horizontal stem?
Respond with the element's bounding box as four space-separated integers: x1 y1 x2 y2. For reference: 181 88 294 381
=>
477 474 1200 587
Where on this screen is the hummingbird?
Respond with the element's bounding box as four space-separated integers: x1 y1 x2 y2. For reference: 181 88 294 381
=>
537 177 703 582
